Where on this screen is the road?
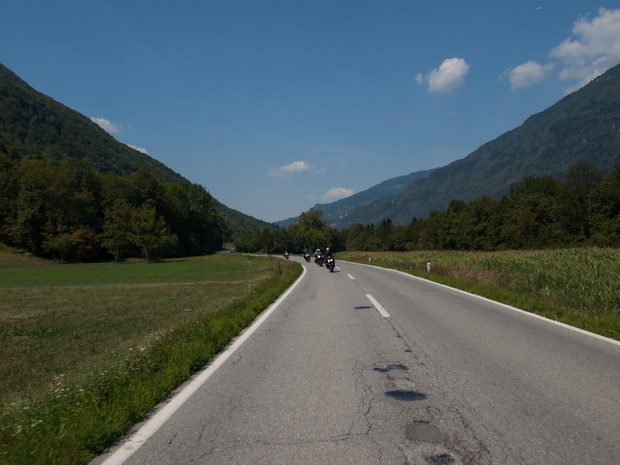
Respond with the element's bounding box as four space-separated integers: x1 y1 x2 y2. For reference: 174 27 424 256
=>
98 257 620 465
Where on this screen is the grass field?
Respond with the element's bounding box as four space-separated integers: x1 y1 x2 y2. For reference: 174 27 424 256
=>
340 247 620 341
0 250 301 465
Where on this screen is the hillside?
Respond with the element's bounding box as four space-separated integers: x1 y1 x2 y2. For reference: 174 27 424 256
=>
323 63 620 228
213 199 275 240
0 64 187 184
0 63 270 237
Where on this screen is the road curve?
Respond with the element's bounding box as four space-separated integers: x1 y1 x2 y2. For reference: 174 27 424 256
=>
97 258 620 465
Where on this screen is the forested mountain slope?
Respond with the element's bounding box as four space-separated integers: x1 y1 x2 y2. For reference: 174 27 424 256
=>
338 63 620 226
0 63 271 237
0 64 186 183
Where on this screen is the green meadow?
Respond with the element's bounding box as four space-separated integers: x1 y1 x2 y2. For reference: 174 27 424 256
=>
0 250 301 465
340 247 620 341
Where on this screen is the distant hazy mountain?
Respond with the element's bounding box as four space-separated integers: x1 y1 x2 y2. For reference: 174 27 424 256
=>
275 168 436 228
0 63 273 237
324 63 620 228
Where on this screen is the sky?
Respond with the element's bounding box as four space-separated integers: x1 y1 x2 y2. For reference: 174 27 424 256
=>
2 1 620 223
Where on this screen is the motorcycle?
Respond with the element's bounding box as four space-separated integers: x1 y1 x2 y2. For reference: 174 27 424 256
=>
325 256 335 272
304 253 311 262
315 254 324 266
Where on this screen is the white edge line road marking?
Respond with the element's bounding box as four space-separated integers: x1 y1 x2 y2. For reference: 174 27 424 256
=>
101 265 308 465
346 261 620 348
347 274 355 280
366 294 390 318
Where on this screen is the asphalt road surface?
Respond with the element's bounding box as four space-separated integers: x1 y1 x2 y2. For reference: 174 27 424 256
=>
97 257 620 465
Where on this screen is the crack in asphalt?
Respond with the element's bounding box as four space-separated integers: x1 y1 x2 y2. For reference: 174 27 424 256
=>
352 359 373 436
365 308 496 465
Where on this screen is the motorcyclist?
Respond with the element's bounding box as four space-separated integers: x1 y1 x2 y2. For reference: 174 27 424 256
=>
324 247 335 271
315 248 323 265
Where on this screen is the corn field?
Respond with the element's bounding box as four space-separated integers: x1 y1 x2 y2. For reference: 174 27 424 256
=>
341 248 620 339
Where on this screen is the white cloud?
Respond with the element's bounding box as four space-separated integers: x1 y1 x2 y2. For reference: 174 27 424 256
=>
502 61 555 89
322 187 354 202
90 117 122 135
502 9 620 93
550 8 620 92
269 160 316 177
417 58 470 93
127 144 149 155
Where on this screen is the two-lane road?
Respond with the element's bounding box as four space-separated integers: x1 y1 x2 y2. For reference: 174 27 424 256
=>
99 258 620 464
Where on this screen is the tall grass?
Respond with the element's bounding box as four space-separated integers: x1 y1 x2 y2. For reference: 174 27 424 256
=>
340 248 620 340
0 254 301 465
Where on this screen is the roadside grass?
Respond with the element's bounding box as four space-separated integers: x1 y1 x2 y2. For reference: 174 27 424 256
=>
0 253 301 465
340 248 620 341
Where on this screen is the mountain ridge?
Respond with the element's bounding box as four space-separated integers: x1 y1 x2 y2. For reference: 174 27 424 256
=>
0 64 187 184
305 63 620 228
275 168 437 228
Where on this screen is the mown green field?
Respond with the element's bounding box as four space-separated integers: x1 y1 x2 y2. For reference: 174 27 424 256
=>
0 251 301 465
340 247 620 340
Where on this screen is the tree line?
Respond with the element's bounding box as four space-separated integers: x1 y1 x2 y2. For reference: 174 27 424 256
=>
2 158 617 261
235 162 620 254
0 154 225 261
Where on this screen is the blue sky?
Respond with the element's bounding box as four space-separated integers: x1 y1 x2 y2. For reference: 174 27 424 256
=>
2 1 620 222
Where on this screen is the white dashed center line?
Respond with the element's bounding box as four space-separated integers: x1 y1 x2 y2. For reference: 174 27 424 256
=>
366 294 390 318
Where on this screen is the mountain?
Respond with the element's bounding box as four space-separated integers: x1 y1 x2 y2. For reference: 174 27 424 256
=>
275 168 437 228
0 64 187 184
338 63 620 227
0 63 271 237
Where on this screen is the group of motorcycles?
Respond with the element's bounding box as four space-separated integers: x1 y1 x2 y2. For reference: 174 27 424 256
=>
303 250 335 272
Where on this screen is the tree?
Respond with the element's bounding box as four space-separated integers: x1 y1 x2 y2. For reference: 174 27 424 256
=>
556 162 603 243
0 153 17 241
298 209 329 250
130 204 176 262
9 159 54 254
130 168 166 210
8 158 103 258
417 211 445 250
42 233 73 262
405 218 424 250
500 176 562 248
437 200 468 249
375 219 395 250
102 199 134 261
69 226 102 262
234 227 262 253
590 162 620 246
464 195 504 250
345 223 364 248
100 173 138 208
164 183 225 255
